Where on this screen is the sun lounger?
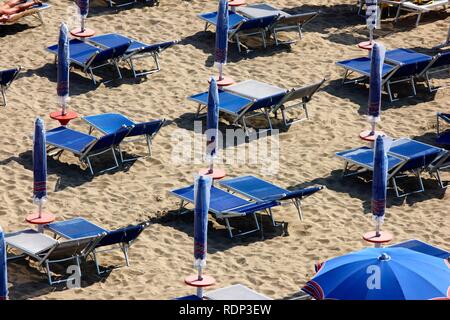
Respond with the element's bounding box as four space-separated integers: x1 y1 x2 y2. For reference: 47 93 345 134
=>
336 138 445 196
4 228 103 285
387 0 448 27
426 150 450 188
170 184 281 238
45 217 150 275
0 67 20 107
82 113 165 162
46 39 131 84
204 284 273 300
220 175 324 221
415 51 450 92
336 48 433 101
106 0 154 7
198 10 278 52
436 112 450 145
46 126 130 175
189 79 324 134
87 33 178 77
389 239 449 259
0 1 51 26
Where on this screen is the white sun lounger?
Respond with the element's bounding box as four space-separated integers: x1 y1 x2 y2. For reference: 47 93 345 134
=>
381 0 448 27
205 284 273 300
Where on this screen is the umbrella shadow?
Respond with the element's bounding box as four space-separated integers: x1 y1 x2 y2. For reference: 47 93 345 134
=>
148 208 288 253
291 169 446 215
321 78 438 115
6 257 112 299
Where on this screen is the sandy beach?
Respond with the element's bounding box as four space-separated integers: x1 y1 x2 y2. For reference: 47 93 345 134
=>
0 0 448 299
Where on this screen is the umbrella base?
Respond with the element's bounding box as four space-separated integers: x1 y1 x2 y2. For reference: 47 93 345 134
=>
26 212 55 225
185 274 216 288
70 28 95 38
357 40 374 51
198 168 226 180
209 76 235 88
363 231 393 247
50 110 78 126
359 129 385 142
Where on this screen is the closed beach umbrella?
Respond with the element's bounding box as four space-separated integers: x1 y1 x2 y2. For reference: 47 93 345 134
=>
57 23 70 116
367 42 385 135
302 247 450 300
206 77 219 174
215 0 229 80
193 175 213 297
33 118 47 218
0 226 7 300
366 0 378 42
372 135 389 236
76 0 89 32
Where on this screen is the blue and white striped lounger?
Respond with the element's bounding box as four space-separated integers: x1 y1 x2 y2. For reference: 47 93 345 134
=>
219 175 324 221
389 239 449 259
336 138 446 196
45 217 150 275
82 113 165 162
46 126 130 175
170 185 281 238
87 33 178 77
46 39 131 84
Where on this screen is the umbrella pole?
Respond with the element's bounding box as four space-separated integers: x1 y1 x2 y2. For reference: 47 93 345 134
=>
196 267 204 298
369 28 374 43
370 121 376 136
38 202 43 219
208 159 214 174
218 64 223 81
81 16 85 33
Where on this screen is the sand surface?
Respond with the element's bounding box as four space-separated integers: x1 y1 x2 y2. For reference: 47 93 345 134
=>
0 0 448 299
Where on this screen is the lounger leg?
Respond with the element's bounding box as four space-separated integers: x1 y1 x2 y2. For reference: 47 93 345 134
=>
292 199 304 221
204 22 209 32
410 76 417 97
273 31 279 46
261 31 267 49
45 260 53 285
88 68 97 85
122 244 130 267
267 208 282 227
298 25 303 40
86 156 95 175
224 218 234 238
1 87 6 107
415 13 421 27
37 11 44 25
115 61 123 80
392 176 402 197
386 82 395 102
146 135 153 157
92 250 102 275
264 110 273 132
235 34 242 53
394 6 402 22
154 54 161 73
433 170 447 189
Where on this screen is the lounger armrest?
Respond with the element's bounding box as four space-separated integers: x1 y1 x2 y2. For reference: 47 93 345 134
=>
281 186 324 200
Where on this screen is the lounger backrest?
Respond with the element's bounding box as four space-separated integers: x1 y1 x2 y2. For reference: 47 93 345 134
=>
0 67 20 87
97 224 147 247
428 151 450 172
271 79 325 113
239 93 286 116
237 15 279 32
393 59 431 78
272 12 318 27
85 126 130 154
141 40 178 54
127 119 165 138
48 235 102 260
422 51 450 75
91 42 131 65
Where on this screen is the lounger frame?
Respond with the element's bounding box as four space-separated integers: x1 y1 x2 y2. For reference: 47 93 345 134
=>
269 12 319 46
427 151 450 188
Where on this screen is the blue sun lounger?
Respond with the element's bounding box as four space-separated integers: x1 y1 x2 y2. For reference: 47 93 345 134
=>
219 175 324 221
336 48 433 101
87 33 178 77
45 217 150 275
46 126 130 175
0 67 20 107
46 39 131 84
336 138 445 196
82 113 165 162
436 112 450 145
389 239 449 259
198 10 278 52
171 185 281 238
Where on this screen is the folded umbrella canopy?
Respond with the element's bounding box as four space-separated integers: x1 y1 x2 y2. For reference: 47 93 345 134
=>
367 42 385 133
303 247 450 300
57 23 70 116
215 0 229 80
33 117 47 218
206 77 219 174
0 226 7 300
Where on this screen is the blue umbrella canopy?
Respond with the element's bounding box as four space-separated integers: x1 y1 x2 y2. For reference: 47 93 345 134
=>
206 77 219 173
215 0 229 79
0 226 7 300
57 22 70 115
33 118 47 214
367 42 385 131
303 247 450 300
372 135 390 235
193 175 213 269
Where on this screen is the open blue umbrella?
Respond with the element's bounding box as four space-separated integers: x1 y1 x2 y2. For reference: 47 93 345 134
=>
367 42 385 135
193 174 213 297
372 135 390 237
215 0 229 80
76 0 89 32
33 118 47 218
57 23 70 116
0 226 7 300
206 77 219 174
303 247 450 300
